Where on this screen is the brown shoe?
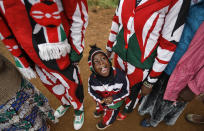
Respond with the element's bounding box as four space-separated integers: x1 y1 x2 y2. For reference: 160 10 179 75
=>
186 114 204 124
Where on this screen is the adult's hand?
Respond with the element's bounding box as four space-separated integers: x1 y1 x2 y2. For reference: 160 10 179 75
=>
177 86 195 102
141 84 152 96
105 96 113 105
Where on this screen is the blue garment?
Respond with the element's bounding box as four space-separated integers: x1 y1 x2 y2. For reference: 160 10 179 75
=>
165 0 204 75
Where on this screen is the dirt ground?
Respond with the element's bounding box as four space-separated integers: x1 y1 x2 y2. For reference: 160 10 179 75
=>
0 8 204 131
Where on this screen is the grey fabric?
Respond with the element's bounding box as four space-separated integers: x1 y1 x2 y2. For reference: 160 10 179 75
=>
138 72 187 127
0 55 21 104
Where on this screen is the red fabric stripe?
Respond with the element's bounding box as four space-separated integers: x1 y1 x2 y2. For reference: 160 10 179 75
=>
56 55 70 70
46 27 59 43
79 2 85 50
127 68 143 87
141 14 160 62
156 57 169 64
159 36 177 51
107 40 114 48
110 30 117 35
150 70 162 77
112 15 119 24
103 110 113 125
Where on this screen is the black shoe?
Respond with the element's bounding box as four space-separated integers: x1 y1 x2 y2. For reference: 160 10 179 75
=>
96 122 110 130
94 111 104 118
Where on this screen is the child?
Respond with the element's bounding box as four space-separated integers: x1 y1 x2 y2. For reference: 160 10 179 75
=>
88 45 130 130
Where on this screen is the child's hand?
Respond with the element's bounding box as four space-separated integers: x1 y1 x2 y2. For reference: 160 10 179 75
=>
100 98 106 104
105 96 113 105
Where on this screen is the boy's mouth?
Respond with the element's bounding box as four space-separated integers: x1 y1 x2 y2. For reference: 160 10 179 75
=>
101 67 108 74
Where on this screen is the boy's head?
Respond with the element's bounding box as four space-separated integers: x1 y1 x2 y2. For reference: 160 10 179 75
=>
88 45 111 77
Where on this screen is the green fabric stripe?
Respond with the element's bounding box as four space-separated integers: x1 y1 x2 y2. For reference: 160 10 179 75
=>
108 100 124 109
60 26 67 41
69 49 83 63
112 28 157 69
74 110 83 116
14 57 24 68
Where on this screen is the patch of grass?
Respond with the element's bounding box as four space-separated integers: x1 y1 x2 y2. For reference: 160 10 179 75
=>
88 0 119 8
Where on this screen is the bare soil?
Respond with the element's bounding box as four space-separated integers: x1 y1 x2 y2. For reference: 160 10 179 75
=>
0 8 204 131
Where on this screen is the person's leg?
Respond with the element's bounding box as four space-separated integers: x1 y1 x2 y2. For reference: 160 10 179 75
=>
94 102 104 118
35 65 84 130
114 54 145 119
96 108 119 130
164 102 186 126
123 83 142 113
138 73 168 116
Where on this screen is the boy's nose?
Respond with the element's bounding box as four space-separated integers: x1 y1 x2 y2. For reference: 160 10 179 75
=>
99 60 104 66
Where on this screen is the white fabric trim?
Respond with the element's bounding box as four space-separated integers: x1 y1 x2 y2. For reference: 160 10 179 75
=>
61 96 71 105
51 72 70 88
91 83 123 92
35 65 52 85
113 76 130 102
147 75 158 83
152 58 167 73
42 69 57 84
106 110 115 125
106 46 112 52
0 1 5 14
18 67 36 80
81 1 88 29
109 33 117 42
0 33 4 40
38 39 71 61
111 21 119 33
157 46 174 61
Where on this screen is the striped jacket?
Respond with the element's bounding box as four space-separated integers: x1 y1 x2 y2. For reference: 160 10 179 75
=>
88 68 130 107
106 0 190 84
0 0 88 79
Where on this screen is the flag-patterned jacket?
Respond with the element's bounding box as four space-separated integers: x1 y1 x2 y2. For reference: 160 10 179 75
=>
88 68 130 107
0 0 88 79
106 0 190 84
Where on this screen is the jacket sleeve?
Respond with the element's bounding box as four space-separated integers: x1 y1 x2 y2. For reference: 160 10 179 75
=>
165 9 201 75
146 0 190 84
0 15 36 79
106 5 120 52
61 0 88 62
112 73 130 103
188 67 204 96
88 78 103 103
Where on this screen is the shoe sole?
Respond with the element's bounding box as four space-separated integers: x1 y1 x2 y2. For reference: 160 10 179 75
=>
94 115 101 118
96 124 110 130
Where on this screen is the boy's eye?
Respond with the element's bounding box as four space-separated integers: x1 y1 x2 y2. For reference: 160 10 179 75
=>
102 56 106 60
94 61 99 64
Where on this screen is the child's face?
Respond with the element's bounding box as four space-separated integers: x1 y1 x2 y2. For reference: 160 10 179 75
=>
93 53 110 77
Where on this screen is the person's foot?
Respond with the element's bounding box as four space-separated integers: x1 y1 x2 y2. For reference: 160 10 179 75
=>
96 121 110 130
94 110 104 118
141 118 152 127
54 105 70 118
117 112 127 120
74 112 84 130
186 114 204 124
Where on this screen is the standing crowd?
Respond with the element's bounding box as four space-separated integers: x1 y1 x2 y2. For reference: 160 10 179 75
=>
0 0 203 130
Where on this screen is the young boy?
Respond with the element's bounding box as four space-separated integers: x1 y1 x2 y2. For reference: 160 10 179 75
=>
88 45 130 130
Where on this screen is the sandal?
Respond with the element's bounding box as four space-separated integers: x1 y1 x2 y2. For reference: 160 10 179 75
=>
141 118 152 127
186 114 204 124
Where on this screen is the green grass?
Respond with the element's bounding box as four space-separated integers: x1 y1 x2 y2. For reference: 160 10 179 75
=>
88 0 119 8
